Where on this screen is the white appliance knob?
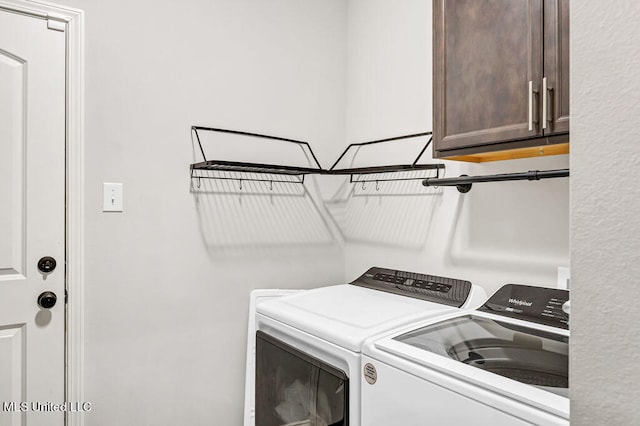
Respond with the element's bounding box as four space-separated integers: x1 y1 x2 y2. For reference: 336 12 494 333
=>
562 301 570 315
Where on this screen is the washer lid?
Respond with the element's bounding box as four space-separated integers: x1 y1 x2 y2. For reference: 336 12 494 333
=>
257 284 457 352
394 314 568 396
368 311 570 420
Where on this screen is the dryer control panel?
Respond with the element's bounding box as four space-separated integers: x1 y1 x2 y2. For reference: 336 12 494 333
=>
479 284 569 329
350 267 472 307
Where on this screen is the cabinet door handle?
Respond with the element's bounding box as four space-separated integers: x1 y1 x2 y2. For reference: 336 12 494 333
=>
528 80 534 131
542 77 548 130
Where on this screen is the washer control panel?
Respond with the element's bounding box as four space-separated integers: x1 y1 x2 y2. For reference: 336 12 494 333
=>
479 284 570 329
372 273 453 294
350 267 472 307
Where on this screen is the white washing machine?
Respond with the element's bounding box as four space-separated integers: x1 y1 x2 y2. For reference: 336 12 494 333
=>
244 267 487 426
361 284 570 426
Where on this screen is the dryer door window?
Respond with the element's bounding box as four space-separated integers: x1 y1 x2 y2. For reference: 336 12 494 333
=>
256 331 348 426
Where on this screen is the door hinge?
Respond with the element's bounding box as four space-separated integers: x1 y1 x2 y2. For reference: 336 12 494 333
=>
64 289 68 304
47 17 66 32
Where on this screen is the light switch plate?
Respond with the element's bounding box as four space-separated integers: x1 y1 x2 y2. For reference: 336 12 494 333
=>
103 183 123 212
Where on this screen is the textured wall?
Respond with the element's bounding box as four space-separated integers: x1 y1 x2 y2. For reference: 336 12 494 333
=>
571 2 640 424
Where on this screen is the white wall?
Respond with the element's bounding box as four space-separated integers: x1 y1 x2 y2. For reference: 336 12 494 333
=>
31 0 636 423
56 0 346 424
344 0 570 296
571 2 640 423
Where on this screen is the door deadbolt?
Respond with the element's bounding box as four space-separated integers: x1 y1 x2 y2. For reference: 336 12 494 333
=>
37 291 57 309
37 256 57 273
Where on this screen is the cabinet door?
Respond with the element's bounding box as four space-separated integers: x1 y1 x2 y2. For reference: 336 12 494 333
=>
433 0 544 152
543 0 570 134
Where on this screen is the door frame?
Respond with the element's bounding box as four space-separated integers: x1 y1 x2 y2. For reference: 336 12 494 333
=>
0 1 84 425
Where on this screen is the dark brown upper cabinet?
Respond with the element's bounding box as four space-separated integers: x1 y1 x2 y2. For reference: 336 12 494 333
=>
433 0 569 162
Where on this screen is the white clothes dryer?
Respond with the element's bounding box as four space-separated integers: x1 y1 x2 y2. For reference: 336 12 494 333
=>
361 284 570 426
245 267 487 426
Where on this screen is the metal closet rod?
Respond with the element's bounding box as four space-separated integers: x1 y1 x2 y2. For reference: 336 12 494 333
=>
422 169 569 193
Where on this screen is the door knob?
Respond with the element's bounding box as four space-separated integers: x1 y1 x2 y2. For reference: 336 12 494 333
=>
38 256 57 273
37 291 57 309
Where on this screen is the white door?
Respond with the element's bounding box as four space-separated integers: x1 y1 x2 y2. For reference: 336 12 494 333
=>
0 9 66 426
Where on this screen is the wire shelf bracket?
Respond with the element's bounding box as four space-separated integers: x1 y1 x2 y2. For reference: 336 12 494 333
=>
190 126 327 186
328 132 446 184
